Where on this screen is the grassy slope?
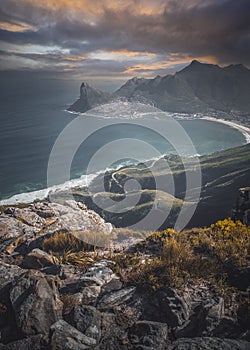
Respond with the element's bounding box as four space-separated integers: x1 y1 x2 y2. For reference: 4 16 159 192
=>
53 144 250 229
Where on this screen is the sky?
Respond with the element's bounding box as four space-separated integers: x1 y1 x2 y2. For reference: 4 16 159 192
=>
0 0 249 86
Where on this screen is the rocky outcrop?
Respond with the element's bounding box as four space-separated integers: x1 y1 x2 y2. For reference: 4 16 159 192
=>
49 319 97 350
0 254 249 349
0 199 249 349
140 287 189 327
0 200 113 255
22 248 58 268
68 305 102 342
9 270 63 336
0 335 45 350
97 286 136 310
171 337 250 350
68 82 110 113
128 321 169 349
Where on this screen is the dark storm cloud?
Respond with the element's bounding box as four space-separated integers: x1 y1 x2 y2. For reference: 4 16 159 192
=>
0 0 249 74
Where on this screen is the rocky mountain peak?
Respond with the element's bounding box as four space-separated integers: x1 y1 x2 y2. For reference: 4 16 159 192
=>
68 61 250 114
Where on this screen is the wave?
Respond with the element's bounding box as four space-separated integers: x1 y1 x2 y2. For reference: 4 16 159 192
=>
0 157 145 206
0 172 99 206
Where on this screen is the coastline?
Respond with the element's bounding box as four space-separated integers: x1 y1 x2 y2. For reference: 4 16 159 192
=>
1 115 250 206
201 116 250 143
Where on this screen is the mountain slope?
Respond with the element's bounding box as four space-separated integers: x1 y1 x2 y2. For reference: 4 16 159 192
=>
53 144 250 229
68 61 250 114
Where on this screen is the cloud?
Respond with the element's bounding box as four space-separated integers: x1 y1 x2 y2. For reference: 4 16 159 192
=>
0 0 249 78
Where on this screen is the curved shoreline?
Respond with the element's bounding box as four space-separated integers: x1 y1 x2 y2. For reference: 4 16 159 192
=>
201 116 250 144
1 116 249 206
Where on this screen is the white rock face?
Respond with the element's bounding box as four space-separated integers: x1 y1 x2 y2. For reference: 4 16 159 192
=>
0 200 113 253
48 200 113 234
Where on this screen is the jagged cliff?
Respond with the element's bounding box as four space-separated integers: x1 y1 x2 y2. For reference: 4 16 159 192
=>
68 82 111 113
68 61 250 114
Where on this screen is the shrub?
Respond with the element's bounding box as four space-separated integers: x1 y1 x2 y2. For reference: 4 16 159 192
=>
43 231 85 253
50 250 96 268
210 218 250 267
120 219 250 295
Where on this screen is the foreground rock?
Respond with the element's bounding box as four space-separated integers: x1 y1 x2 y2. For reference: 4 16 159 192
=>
0 199 249 349
0 262 25 302
0 200 113 255
97 286 136 310
49 320 96 350
128 321 168 349
140 287 189 327
0 335 45 350
171 337 250 350
68 305 102 342
10 270 63 335
22 248 58 269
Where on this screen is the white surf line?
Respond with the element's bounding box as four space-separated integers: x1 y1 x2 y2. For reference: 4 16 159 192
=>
201 116 250 144
0 173 98 206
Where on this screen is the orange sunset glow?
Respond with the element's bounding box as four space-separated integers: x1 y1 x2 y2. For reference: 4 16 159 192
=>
0 0 249 82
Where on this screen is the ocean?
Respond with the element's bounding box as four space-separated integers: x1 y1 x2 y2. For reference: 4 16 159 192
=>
0 76 246 203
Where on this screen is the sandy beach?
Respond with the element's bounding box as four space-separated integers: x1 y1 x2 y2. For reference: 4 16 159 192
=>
201 116 250 144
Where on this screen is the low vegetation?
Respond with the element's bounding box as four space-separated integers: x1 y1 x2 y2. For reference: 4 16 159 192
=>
41 219 249 314
112 220 249 310
43 231 88 253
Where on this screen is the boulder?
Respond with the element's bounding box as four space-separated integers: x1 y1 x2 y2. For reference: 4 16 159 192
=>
81 285 101 305
0 262 25 303
68 305 101 342
171 337 250 350
1 201 113 255
60 261 114 299
176 297 224 337
101 277 123 295
5 207 46 228
22 248 58 269
9 270 63 335
97 287 136 310
0 335 45 350
0 216 35 254
49 319 96 350
128 321 168 349
99 312 129 350
211 316 243 339
38 201 113 236
141 287 188 327
0 218 22 241
84 261 114 285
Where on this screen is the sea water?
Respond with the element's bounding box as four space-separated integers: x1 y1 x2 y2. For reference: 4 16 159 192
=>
0 75 246 202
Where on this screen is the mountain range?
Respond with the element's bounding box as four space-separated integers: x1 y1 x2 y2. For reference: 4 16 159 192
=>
68 60 250 114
